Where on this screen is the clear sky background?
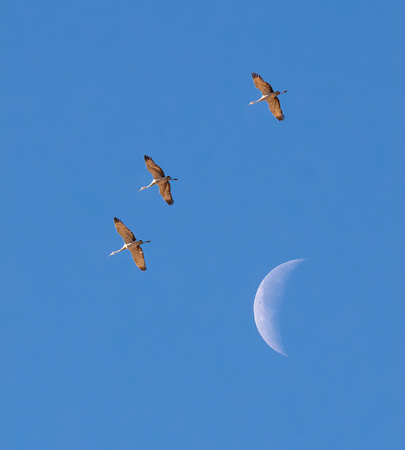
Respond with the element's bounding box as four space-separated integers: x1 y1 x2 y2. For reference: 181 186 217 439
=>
1 1 404 448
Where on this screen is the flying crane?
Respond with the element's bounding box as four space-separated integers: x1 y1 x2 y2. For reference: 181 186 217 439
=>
109 217 150 271
249 72 287 121
139 155 178 205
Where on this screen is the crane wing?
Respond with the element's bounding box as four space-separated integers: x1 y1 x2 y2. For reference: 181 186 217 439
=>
159 181 174 205
144 155 165 179
267 97 285 121
114 217 136 244
252 72 274 95
129 245 147 271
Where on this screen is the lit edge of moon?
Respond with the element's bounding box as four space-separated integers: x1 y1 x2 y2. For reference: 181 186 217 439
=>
253 259 306 356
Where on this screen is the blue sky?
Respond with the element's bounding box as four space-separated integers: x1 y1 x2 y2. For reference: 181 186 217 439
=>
1 1 404 448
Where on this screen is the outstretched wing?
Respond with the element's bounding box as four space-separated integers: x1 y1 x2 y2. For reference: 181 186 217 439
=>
159 181 174 205
144 155 165 179
267 97 285 121
129 245 147 271
114 217 136 244
252 72 274 95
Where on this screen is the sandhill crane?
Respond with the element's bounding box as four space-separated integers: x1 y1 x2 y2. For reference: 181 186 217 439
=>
139 155 178 205
109 217 150 271
249 72 287 121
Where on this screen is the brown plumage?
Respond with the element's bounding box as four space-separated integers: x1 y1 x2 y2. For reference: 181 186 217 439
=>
158 181 173 206
140 155 177 206
144 155 165 179
252 72 274 95
114 217 135 245
110 217 149 271
250 72 287 121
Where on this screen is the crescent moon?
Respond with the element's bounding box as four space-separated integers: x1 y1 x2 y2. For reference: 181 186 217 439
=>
253 259 305 356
